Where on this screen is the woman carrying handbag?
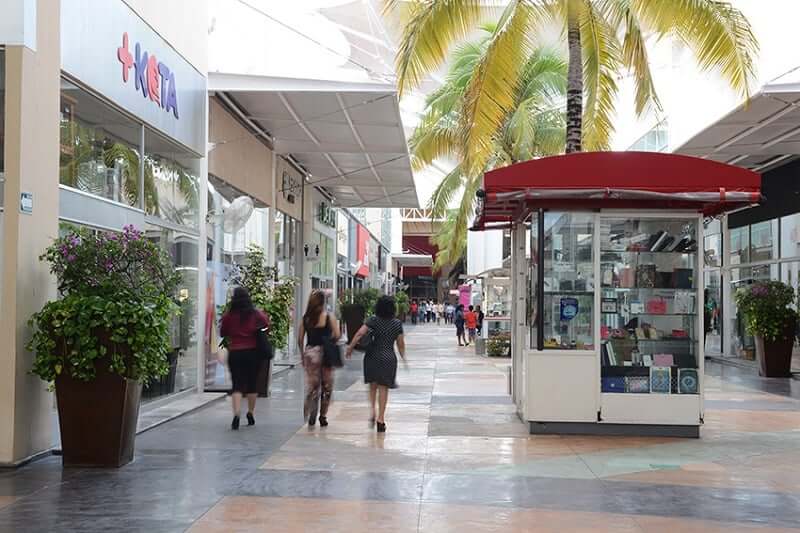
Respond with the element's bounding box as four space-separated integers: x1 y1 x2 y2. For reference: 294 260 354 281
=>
298 290 341 428
220 287 270 430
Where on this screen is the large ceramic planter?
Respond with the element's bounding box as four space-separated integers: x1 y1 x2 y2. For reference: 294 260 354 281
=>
55 362 142 467
341 304 365 344
754 322 795 377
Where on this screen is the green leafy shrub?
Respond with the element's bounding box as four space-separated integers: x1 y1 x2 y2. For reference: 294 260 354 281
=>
225 244 297 350
28 225 181 383
339 288 380 316
735 281 798 341
395 290 410 316
487 332 511 357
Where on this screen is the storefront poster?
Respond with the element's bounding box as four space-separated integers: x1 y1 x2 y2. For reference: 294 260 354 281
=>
560 297 579 321
459 285 471 307
356 225 369 277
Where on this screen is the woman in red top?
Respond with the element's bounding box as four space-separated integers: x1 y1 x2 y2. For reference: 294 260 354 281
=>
220 287 270 430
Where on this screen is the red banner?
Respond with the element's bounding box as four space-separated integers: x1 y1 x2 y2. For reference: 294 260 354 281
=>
356 225 369 277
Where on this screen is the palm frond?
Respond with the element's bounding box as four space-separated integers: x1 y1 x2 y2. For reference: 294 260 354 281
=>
427 163 467 218
579 0 622 151
391 0 490 96
633 0 758 98
431 176 481 272
598 0 661 116
461 0 538 175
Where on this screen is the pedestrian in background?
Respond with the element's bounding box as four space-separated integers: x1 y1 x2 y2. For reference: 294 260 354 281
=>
220 287 270 430
410 300 418 325
419 300 428 323
476 305 485 336
465 305 478 345
346 295 406 433
436 301 444 324
454 304 467 346
298 290 341 428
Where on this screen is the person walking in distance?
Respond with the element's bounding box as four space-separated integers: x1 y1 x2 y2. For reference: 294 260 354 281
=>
464 305 478 345
454 304 467 346
476 305 485 336
419 300 427 324
298 290 341 428
220 287 270 430
410 300 418 325
436 301 444 324
346 295 406 433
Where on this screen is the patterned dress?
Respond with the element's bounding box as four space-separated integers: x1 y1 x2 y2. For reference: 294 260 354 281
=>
363 316 404 388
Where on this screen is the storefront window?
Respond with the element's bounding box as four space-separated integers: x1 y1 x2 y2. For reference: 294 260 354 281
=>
59 80 141 207
729 226 749 265
704 233 721 267
781 214 800 259
750 220 778 262
542 212 594 350
704 270 722 354
145 131 200 228
145 224 199 396
204 180 270 390
275 210 298 277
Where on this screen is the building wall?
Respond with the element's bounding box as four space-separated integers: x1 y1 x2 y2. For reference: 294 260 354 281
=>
0 0 61 465
122 0 208 74
208 97 273 205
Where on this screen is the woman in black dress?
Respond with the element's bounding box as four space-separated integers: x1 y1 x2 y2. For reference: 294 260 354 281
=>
346 295 406 433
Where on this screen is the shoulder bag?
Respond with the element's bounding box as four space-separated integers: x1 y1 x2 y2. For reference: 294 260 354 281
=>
255 314 274 361
322 315 344 368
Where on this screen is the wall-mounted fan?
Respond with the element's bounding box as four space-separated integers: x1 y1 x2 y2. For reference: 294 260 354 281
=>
207 196 254 234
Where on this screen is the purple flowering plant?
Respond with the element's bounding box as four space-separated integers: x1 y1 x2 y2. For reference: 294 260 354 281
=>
28 225 181 384
734 280 798 341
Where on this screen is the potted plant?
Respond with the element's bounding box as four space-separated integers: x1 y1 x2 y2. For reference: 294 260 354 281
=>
735 281 798 377
487 332 512 357
224 245 297 396
28 225 180 467
395 290 410 322
339 288 379 344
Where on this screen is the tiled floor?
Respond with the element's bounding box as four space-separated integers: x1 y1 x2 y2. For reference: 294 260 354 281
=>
0 324 799 532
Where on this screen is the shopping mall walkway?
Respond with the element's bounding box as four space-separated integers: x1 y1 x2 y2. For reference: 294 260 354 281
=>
1 325 799 532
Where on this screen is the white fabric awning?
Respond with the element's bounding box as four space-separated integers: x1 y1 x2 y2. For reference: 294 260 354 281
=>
209 72 419 208
391 253 433 267
675 69 800 172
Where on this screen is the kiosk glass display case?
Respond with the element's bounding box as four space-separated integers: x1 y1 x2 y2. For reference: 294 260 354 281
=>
599 217 700 395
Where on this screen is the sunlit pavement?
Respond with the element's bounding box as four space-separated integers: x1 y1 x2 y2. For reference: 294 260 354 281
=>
1 324 799 532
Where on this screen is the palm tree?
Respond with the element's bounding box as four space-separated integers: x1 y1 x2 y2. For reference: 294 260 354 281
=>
411 25 567 270
386 0 758 169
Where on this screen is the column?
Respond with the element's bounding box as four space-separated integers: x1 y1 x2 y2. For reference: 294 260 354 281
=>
0 0 61 465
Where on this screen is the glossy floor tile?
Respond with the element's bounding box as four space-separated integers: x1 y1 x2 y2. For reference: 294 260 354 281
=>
2 324 800 532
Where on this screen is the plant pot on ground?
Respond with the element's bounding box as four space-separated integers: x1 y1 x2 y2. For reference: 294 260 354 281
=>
735 281 799 378
28 225 180 467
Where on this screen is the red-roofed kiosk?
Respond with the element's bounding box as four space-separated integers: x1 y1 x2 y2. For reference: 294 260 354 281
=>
472 152 761 437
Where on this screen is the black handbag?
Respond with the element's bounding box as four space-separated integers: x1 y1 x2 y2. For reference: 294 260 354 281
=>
255 317 274 361
322 316 343 368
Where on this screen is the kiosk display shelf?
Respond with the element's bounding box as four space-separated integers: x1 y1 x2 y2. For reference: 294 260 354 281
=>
600 217 699 395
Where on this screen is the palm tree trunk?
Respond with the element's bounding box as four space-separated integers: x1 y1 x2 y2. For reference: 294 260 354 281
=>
565 6 583 154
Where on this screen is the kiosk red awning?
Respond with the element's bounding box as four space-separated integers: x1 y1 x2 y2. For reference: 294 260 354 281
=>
472 152 762 230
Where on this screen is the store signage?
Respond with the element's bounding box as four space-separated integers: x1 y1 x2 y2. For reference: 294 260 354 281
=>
19 192 33 215
117 32 179 119
560 298 579 321
317 202 336 228
60 0 206 154
282 171 298 204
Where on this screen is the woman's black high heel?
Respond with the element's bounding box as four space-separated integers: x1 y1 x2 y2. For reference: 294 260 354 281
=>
319 416 328 427
246 412 255 426
376 422 386 433
231 416 240 430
